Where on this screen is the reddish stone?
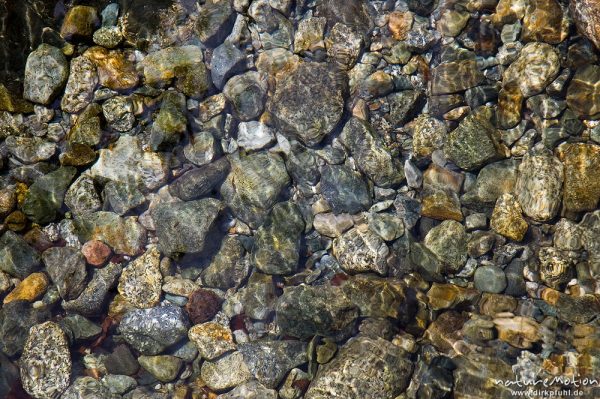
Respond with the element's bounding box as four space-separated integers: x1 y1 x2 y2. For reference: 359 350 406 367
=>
81 240 112 266
185 288 223 324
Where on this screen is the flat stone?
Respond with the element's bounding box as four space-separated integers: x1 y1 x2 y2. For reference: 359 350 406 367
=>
462 159 519 206
276 284 359 339
141 45 203 87
19 322 71 399
152 199 223 255
252 201 304 275
211 41 247 90
61 56 98 113
474 266 507 294
23 44 69 105
62 262 122 316
305 336 413 399
197 0 236 46
201 236 250 290
444 106 506 171
217 380 277 399
0 231 41 279
169 157 230 201
22 167 77 225
313 213 354 238
5 136 56 164
333 227 389 275
503 42 560 97
74 211 146 256
557 143 600 213
223 71 268 121
339 117 404 188
490 193 529 241
201 351 252 391
84 47 139 91
424 220 467 273
0 301 50 356
237 121 275 151
238 341 307 388
60 5 100 41
3 272 48 304
119 306 189 355
118 246 162 308
515 151 563 221
320 164 371 214
341 275 406 319
431 59 484 95
188 322 236 360
42 246 87 300
269 62 345 146
567 65 600 119
138 355 182 382
90 135 169 192
412 114 447 158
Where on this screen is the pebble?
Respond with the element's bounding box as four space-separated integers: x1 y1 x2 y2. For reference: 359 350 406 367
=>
188 322 236 360
3 272 48 304
138 355 183 382
23 44 69 105
42 246 87 300
118 246 163 308
474 265 507 294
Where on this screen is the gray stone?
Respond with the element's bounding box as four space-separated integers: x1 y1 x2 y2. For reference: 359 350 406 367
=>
333 227 389 275
202 236 249 290
223 71 268 121
62 262 122 316
20 322 71 399
138 355 183 382
42 246 87 300
217 380 277 399
276 284 359 339
305 336 413 399
269 62 345 146
339 117 404 188
152 199 223 255
424 220 467 273
5 136 56 164
211 41 247 90
252 201 305 275
474 266 507 294
104 181 146 215
320 164 371 214
238 340 307 388
0 231 41 279
59 315 102 342
22 167 77 225
386 90 425 127
74 212 146 256
169 157 230 201
118 246 162 308
0 301 50 356
197 0 236 46
201 351 253 391
61 56 98 113
119 305 190 355
61 377 119 399
23 44 69 105
102 95 135 132
237 121 275 150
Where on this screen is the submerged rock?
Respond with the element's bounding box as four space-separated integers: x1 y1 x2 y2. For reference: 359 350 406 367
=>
22 167 77 225
23 44 69 105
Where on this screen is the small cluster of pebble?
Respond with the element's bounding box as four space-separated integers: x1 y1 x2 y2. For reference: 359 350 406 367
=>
2 0 600 398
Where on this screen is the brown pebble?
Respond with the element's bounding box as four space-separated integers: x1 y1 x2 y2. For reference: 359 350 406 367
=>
81 240 112 266
185 288 223 324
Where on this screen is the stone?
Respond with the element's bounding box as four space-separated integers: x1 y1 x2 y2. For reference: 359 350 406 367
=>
269 62 345 146
431 59 485 95
42 246 87 300
424 220 467 273
141 45 203 87
220 152 290 228
313 213 354 238
490 193 529 241
23 44 69 105
341 275 406 319
65 175 102 216
119 306 189 355
118 246 162 308
294 17 326 53
62 377 119 399
385 90 425 127
538 247 574 289
237 121 275 150
503 42 560 97
223 71 268 121
102 95 135 132
151 91 188 150
74 212 146 256
333 227 389 275
104 344 139 376
368 212 404 241
566 65 600 119
188 322 236 360
62 262 122 316
253 201 304 275
497 81 523 129
276 284 359 339
444 106 505 171
570 0 600 49
22 167 77 225
521 0 567 44
421 187 463 222
557 143 600 213
67 105 103 146
138 355 183 382
93 26 123 48
197 0 236 46
0 231 41 279
5 136 56 164
201 351 252 390
183 131 217 166
211 41 247 90
84 47 139 91
19 322 71 399
0 301 50 356
217 380 277 399
326 23 363 69
185 288 223 324
515 151 563 221
103 181 146 215
152 199 223 255
201 236 249 290
59 315 102 342
90 135 169 192
389 11 413 40
427 283 480 311
339 117 403 188
474 266 507 293
60 5 100 41
493 315 541 349
61 56 98 113
320 164 371 214
3 272 48 304
305 336 413 399
169 157 230 201
60 143 97 167
238 340 307 388
412 114 447 158
462 159 519 206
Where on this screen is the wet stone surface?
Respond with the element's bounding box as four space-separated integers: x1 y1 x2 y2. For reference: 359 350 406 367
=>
2 0 600 398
